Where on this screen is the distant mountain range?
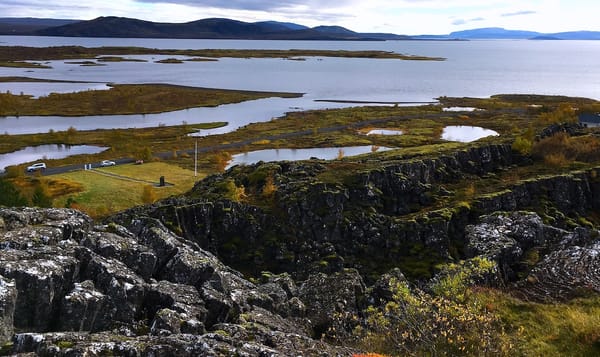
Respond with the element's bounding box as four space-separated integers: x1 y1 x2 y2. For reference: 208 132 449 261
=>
447 27 600 40
1 17 599 41
0 17 409 41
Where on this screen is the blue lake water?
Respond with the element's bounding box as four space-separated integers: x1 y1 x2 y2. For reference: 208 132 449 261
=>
365 129 404 136
226 145 392 169
0 144 108 172
441 126 499 142
1 36 600 135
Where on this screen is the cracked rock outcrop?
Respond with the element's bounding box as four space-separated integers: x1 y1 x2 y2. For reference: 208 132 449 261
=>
0 207 357 356
465 211 600 300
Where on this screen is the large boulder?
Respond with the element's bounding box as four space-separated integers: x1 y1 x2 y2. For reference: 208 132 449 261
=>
514 228 600 301
58 280 113 332
465 211 566 280
298 268 366 337
0 247 80 331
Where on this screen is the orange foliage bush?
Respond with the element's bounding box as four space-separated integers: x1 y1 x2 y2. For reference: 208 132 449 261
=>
531 132 600 165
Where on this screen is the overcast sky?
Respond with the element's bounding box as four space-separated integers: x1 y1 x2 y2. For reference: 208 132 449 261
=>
2 0 598 35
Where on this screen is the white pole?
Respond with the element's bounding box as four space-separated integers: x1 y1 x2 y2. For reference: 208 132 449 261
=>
194 140 198 177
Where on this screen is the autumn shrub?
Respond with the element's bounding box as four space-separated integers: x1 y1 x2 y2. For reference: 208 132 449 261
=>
141 147 154 161
353 258 509 356
543 152 569 167
211 151 232 172
537 103 578 125
262 175 277 199
531 132 600 165
511 136 532 155
3 165 24 178
141 185 157 204
0 178 27 206
31 180 53 208
216 179 246 202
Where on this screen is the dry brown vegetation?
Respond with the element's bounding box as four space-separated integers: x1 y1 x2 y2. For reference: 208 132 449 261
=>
0 83 300 116
0 45 445 62
531 132 600 165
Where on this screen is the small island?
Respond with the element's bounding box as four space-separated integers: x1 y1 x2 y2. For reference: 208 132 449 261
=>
0 45 445 68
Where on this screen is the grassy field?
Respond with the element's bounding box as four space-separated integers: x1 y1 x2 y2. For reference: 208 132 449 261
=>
476 289 600 356
52 162 204 217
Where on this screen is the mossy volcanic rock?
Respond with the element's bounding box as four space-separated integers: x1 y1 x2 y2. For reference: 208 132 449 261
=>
0 206 597 354
1 158 599 353
0 207 358 355
112 143 517 280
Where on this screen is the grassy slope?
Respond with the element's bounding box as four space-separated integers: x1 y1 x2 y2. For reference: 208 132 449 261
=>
478 289 600 356
52 162 202 215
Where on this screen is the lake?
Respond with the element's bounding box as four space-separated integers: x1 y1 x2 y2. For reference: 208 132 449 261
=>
441 126 499 142
226 145 392 169
1 36 600 135
0 144 108 172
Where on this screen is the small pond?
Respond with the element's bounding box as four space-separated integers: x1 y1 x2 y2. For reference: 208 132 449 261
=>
442 107 480 112
0 144 108 172
226 145 393 170
441 126 499 142
365 129 403 136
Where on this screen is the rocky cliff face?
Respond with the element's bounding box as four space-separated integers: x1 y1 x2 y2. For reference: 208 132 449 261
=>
0 207 360 355
111 143 600 283
111 144 516 280
1 140 599 354
1 206 598 355
465 211 600 300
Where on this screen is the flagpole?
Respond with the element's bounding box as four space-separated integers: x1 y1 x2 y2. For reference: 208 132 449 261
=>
194 140 197 177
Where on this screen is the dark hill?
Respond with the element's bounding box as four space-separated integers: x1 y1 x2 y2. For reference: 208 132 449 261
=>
254 20 308 31
35 16 398 40
36 16 167 38
0 17 80 35
313 25 357 35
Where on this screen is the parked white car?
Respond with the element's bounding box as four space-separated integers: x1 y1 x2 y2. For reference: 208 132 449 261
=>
26 162 46 172
100 160 116 167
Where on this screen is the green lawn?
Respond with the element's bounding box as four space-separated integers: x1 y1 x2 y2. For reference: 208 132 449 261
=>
53 162 204 217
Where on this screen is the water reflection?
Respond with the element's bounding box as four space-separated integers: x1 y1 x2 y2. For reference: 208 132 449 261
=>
0 144 108 172
442 107 479 112
226 145 392 169
365 129 403 135
0 82 110 99
0 97 357 135
441 126 499 142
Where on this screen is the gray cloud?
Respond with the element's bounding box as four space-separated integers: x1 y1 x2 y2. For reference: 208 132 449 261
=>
452 16 484 26
1 0 92 18
134 0 353 12
501 10 536 17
